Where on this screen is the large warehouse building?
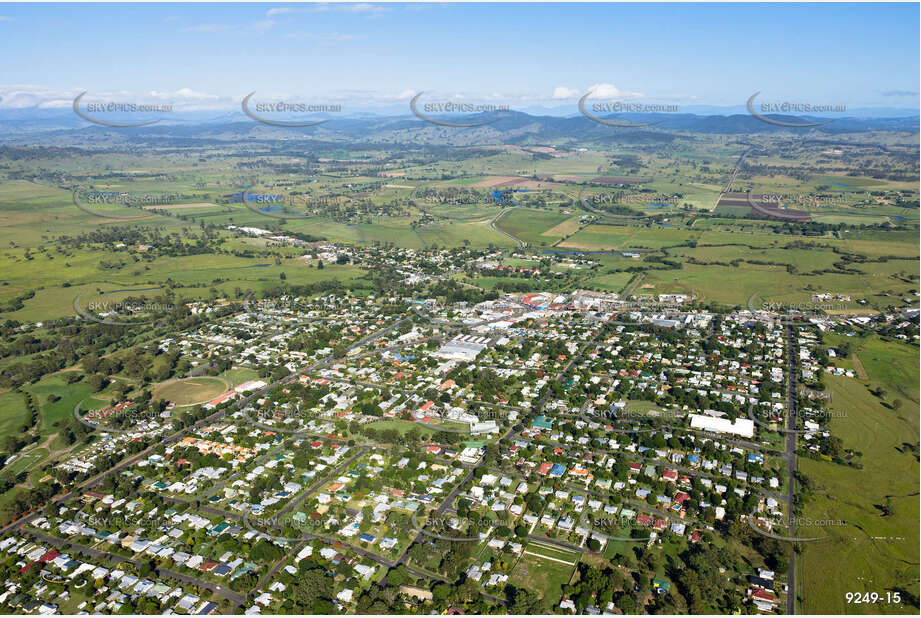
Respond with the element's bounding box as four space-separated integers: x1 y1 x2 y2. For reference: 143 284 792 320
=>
688 413 755 439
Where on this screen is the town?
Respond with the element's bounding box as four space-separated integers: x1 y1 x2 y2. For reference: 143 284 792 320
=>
0 256 894 614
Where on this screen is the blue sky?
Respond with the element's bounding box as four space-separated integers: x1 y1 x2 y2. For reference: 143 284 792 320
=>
0 2 917 113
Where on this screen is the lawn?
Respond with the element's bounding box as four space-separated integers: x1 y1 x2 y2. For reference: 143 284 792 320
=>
364 419 438 436
509 542 579 603
24 376 96 435
221 367 261 386
151 376 230 406
0 390 29 437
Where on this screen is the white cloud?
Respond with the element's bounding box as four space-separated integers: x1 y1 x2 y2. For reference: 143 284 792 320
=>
584 83 644 99
148 88 220 102
0 85 73 109
38 99 75 109
551 86 579 100
396 90 417 100
266 7 295 17
0 85 234 111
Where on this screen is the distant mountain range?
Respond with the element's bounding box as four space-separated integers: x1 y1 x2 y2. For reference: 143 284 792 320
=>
0 107 916 145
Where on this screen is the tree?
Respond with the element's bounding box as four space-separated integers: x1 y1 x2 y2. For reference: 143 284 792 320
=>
87 374 107 392
507 585 546 614
617 594 636 614
385 565 410 587
432 583 451 603
294 568 333 608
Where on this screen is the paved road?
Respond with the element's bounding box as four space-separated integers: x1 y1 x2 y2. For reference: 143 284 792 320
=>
722 146 753 194
275 447 369 518
784 323 798 614
519 433 787 503
21 529 246 608
0 402 235 536
250 538 308 598
488 207 525 248
0 310 418 611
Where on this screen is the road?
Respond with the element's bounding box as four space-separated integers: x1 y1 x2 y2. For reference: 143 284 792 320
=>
275 447 369 518
0 310 418 610
784 323 798 614
722 146 753 194
488 207 525 248
20 529 246 608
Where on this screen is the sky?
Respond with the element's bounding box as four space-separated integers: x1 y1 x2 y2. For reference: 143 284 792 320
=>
0 2 918 115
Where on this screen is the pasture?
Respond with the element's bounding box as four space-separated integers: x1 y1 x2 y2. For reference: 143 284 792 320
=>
797 337 919 614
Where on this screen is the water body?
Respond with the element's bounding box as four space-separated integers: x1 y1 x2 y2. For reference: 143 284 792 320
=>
492 189 531 206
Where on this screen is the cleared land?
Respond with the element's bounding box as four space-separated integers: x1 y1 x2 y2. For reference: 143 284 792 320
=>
151 377 231 406
797 336 919 614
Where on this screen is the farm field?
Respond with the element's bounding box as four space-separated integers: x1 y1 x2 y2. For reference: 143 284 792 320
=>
0 90 916 618
496 208 573 245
